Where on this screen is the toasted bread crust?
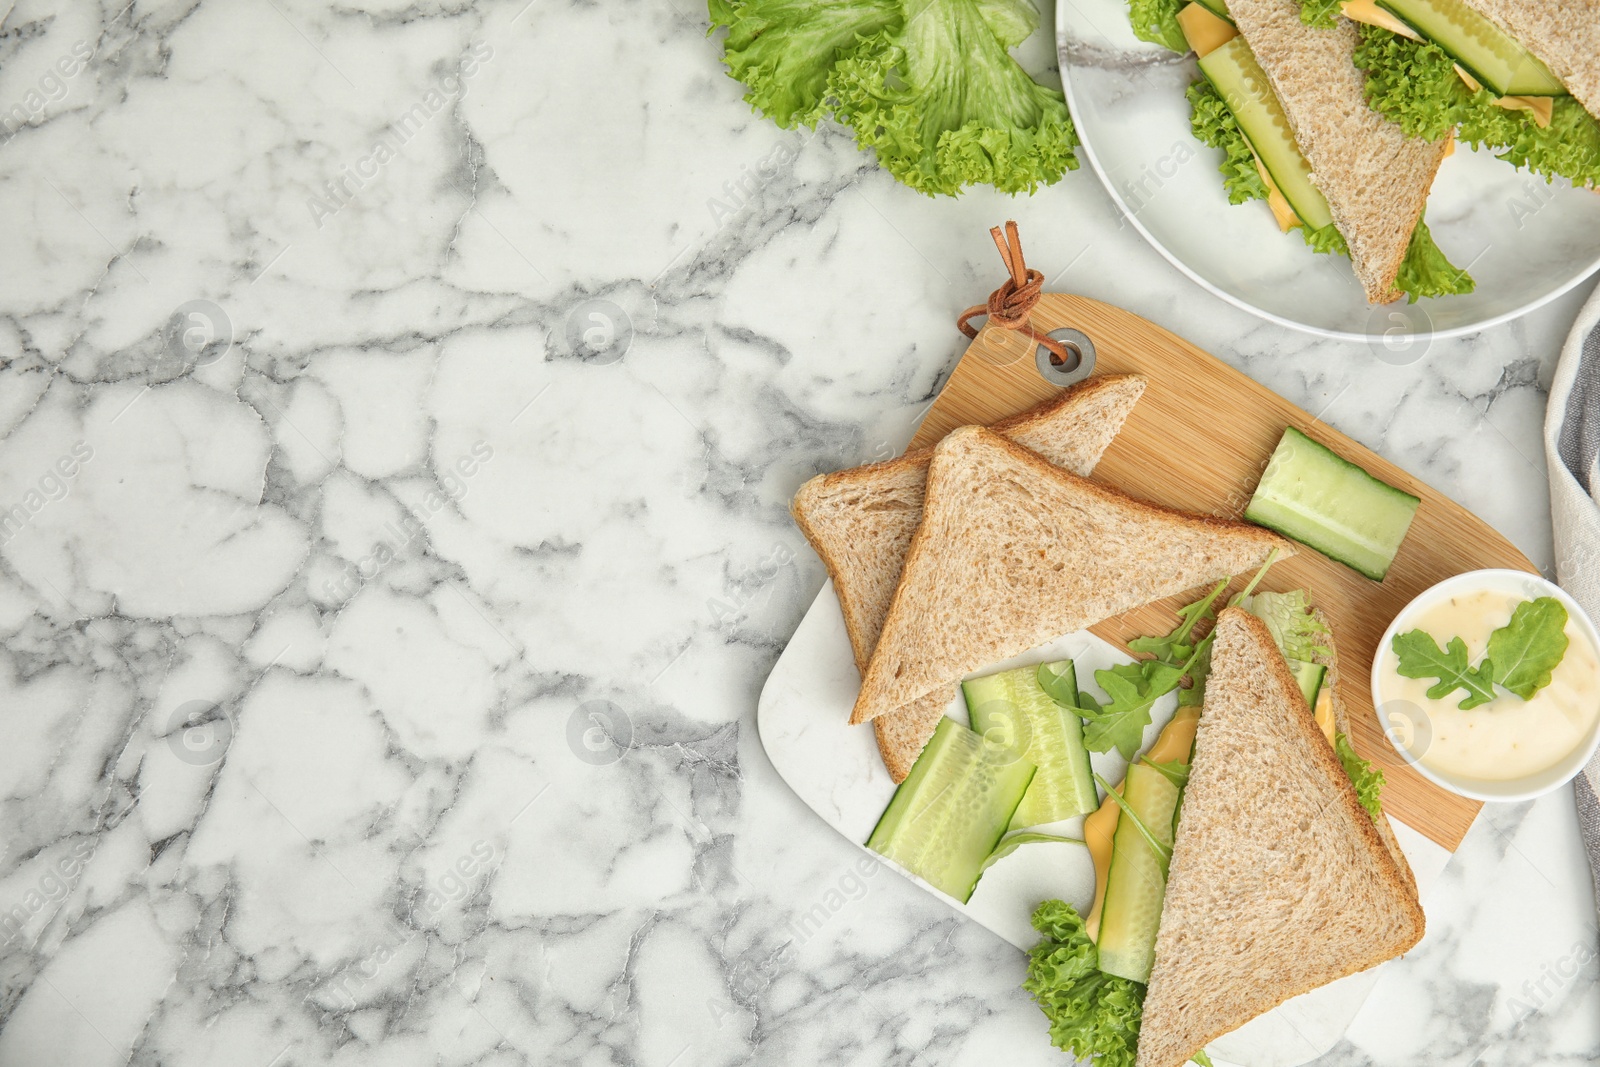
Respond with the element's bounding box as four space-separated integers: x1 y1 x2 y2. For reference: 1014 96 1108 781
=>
1461 0 1600 125
1227 0 1448 303
790 375 1147 777
1136 610 1425 1067
851 427 1291 724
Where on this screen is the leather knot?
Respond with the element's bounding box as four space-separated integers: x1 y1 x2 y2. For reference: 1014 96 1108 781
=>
956 221 1069 366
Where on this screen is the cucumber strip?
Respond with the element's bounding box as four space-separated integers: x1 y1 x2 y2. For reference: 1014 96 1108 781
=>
1376 0 1564 97
966 663 1099 828
866 717 1035 903
1095 763 1183 983
1287 658 1327 708
1193 0 1232 20
1244 427 1420 582
1196 37 1334 231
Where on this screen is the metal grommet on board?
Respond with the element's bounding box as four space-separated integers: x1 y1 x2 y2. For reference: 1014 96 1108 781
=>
1035 328 1096 387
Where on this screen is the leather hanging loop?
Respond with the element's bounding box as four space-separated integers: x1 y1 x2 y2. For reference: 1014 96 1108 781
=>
956 221 1071 366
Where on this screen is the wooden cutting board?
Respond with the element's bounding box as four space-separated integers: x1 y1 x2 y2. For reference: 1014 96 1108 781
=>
910 294 1537 851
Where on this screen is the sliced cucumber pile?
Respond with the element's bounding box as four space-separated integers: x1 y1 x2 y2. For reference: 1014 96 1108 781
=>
866 717 1035 903
1096 762 1183 983
1378 0 1564 97
1197 37 1333 230
965 661 1098 829
1245 427 1420 581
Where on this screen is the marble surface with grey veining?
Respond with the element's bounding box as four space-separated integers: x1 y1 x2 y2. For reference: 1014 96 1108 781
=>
0 1 1594 1065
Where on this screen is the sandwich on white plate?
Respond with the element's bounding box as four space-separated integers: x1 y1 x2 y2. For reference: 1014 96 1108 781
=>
1287 0 1600 193
1130 0 1478 303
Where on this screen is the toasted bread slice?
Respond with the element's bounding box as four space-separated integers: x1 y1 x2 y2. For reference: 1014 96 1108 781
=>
1227 0 1449 303
791 375 1147 779
1311 607 1417 897
1136 609 1425 1067
1460 0 1600 123
849 427 1290 725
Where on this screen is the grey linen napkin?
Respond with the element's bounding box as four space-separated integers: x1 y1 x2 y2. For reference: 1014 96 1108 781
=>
1547 280 1600 903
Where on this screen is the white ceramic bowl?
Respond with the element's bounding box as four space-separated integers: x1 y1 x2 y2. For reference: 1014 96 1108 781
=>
1370 569 1600 802
1055 0 1600 343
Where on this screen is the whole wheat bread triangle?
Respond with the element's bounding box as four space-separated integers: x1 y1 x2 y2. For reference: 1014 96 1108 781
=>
791 375 1147 780
1135 609 1425 1067
1460 0 1600 124
1227 0 1449 304
849 426 1290 725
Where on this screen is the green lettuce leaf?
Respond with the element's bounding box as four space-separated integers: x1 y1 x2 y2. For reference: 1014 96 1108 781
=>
1295 216 1472 302
1391 630 1497 709
1394 217 1475 302
1296 0 1342 27
1186 80 1269 205
1024 900 1145 1067
826 0 1080 196
709 0 901 127
1334 731 1384 822
1240 589 1332 662
1128 0 1187 52
1354 23 1600 188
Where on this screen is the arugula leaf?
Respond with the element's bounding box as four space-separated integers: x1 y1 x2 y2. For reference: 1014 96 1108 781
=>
1127 0 1187 52
1176 634 1213 707
1391 630 1497 709
1094 772 1174 870
1334 732 1384 822
982 831 1085 872
1240 589 1332 662
1140 756 1192 792
1485 597 1570 699
1024 901 1144 1067
1037 660 1078 706
1130 579 1228 663
1081 661 1185 759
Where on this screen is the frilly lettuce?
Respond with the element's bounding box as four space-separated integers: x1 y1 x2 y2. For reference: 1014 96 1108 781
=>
1187 80 1269 204
710 0 1079 196
1335 732 1385 821
1354 24 1600 189
1024 900 1144 1067
1295 217 1473 302
1295 0 1343 28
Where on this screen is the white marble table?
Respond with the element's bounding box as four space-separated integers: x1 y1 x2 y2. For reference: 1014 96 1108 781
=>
0 2 1594 1065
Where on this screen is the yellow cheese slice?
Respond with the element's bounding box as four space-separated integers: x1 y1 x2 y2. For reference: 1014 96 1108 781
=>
1494 94 1554 127
1313 686 1335 746
1341 0 1421 40
1084 705 1202 941
1177 2 1237 59
1253 157 1300 232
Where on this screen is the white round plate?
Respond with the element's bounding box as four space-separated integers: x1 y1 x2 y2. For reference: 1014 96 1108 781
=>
1055 0 1600 341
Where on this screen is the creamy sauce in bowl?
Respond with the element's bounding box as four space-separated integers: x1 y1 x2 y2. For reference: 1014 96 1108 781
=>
1373 573 1600 798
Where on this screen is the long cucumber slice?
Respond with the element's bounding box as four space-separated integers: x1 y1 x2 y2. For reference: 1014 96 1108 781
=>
866 717 1035 903
1096 762 1183 983
965 662 1098 828
1377 0 1564 97
1245 427 1420 582
1196 37 1334 231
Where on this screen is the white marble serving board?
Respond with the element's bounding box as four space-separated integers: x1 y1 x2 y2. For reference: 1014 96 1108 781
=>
757 580 1454 1067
